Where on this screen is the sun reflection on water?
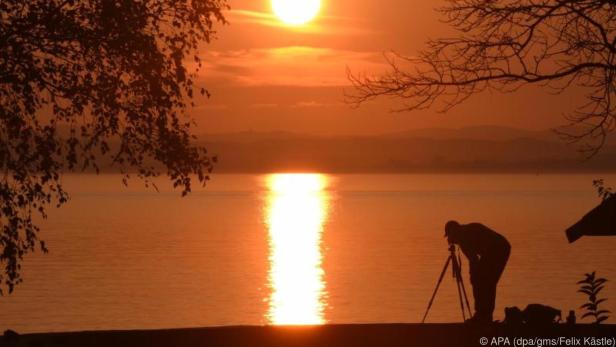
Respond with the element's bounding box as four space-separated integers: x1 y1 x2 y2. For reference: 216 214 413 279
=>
265 174 329 325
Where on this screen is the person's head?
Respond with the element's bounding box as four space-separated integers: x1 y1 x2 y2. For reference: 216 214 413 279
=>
444 220 461 243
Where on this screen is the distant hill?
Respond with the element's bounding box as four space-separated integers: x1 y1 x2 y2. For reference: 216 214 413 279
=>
377 126 554 142
199 127 616 173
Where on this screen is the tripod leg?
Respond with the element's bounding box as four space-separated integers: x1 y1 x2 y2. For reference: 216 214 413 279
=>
453 258 467 321
421 256 451 323
456 254 473 318
458 276 473 318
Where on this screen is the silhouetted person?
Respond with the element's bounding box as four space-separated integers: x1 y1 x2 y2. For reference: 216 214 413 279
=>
445 220 511 323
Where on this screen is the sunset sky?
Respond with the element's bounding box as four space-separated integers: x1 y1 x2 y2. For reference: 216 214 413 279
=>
191 0 584 136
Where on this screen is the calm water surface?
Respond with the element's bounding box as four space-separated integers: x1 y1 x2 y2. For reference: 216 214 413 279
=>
1 174 615 332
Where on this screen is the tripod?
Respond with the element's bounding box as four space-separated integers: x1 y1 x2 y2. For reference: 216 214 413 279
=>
421 244 473 323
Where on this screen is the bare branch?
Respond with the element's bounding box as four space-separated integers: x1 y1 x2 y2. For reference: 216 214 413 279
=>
348 0 616 154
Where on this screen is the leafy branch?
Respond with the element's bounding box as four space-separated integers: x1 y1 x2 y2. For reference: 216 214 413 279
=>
0 0 228 294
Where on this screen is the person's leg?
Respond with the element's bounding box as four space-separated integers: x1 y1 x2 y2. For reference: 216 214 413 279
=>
482 246 511 321
469 261 493 321
482 276 498 321
470 264 481 316
492 245 510 283
474 262 493 321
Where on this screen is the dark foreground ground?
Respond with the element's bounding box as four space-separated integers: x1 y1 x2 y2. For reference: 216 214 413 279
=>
2 324 615 347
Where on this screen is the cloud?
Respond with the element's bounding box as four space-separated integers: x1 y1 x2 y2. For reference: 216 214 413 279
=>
291 101 335 108
250 103 279 109
194 104 229 110
228 9 280 28
200 46 388 87
227 9 376 36
293 101 323 108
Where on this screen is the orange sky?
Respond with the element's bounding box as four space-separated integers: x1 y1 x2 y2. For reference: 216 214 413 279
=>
190 0 584 135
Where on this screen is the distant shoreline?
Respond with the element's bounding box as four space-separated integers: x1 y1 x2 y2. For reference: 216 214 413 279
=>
55 126 616 174
61 169 616 175
3 324 615 347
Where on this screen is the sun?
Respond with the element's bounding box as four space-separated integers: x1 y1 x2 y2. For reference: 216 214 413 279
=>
272 0 321 26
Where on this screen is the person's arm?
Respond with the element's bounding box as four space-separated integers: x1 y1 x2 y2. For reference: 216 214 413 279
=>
461 247 479 266
460 245 480 283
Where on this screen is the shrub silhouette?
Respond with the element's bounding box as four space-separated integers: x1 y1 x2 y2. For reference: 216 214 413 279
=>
577 272 611 324
593 179 614 201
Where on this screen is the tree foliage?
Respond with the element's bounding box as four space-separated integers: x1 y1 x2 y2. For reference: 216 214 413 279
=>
0 0 227 294
348 0 616 155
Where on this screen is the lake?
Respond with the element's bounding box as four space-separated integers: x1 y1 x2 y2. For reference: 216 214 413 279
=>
1 173 615 333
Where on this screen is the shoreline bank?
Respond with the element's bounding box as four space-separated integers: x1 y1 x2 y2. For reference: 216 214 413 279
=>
2 323 615 347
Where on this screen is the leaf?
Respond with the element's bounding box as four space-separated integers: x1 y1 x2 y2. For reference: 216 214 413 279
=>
578 289 593 295
580 285 594 292
581 312 595 319
597 316 609 324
